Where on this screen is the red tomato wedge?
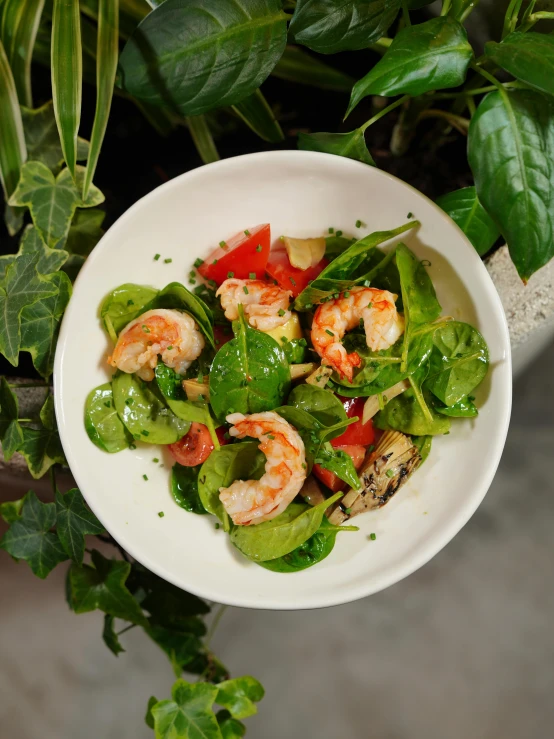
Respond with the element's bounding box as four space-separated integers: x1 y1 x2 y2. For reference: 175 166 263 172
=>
312 444 366 492
265 248 328 297
331 397 375 447
198 224 271 285
168 423 228 467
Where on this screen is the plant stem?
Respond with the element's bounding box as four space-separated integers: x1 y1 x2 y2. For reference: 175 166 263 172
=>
205 604 228 649
431 82 523 99
9 382 50 388
441 0 452 16
17 418 34 423
368 37 392 55
116 623 137 637
418 109 470 134
359 95 409 132
502 0 525 37
518 11 554 32
50 466 57 494
470 62 505 92
400 0 411 26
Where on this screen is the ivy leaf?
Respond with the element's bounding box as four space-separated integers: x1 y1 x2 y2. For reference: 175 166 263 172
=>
436 186 499 256
145 625 205 678
133 566 210 630
16 395 66 478
290 0 401 54
216 677 265 719
0 491 68 578
0 374 23 460
1 417 23 461
0 252 59 365
118 0 288 117
21 101 89 173
217 711 246 739
298 129 375 165
485 32 554 98
0 492 28 524
8 161 104 247
68 549 149 626
20 270 72 378
468 89 554 281
102 614 125 656
55 488 104 565
0 225 69 282
64 208 105 256
347 17 473 115
145 696 158 730
151 680 221 739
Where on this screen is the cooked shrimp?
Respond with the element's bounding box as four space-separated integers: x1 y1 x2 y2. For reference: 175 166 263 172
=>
216 278 292 331
108 308 204 382
219 411 307 526
311 287 404 381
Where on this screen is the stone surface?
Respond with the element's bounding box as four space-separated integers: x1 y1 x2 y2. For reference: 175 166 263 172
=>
1 339 553 739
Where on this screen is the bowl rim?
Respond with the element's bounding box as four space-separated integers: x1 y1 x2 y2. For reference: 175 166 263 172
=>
54 150 512 610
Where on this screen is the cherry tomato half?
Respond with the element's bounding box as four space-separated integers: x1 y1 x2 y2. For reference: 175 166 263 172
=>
198 224 271 285
330 396 375 448
265 248 328 297
312 444 366 492
168 423 228 467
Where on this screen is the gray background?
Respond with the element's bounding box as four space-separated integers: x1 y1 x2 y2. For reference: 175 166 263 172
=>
1 339 553 739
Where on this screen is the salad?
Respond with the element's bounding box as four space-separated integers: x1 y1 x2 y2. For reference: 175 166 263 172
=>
85 220 489 573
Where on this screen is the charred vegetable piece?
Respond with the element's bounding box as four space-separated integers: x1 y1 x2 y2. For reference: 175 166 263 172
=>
306 365 333 387
327 430 421 524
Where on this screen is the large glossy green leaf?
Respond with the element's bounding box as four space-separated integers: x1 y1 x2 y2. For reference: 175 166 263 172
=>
347 17 473 115
83 0 119 199
0 40 26 205
232 88 283 143
298 129 375 165
151 680 220 739
290 0 400 54
436 186 499 257
117 0 288 116
0 491 68 578
1 0 45 107
272 45 354 91
468 89 554 280
9 161 104 247
485 32 554 98
21 101 89 173
51 0 82 177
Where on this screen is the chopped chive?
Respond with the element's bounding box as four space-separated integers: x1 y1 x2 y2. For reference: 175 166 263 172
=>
143 474 148 481
152 457 159 463
166 345 173 350
129 443 136 450
243 286 249 295
212 259 218 265
278 308 286 317
336 230 343 237
158 511 164 518
370 532 377 540
104 400 111 408
305 303 313 310
127 299 134 306
385 469 394 478
154 254 160 261
189 279 196 285
359 318 364 328
279 235 285 241
325 329 334 336
189 270 196 278
267 434 275 440
316 375 322 382
142 325 150 333
194 258 204 268
302 463 307 469
367 302 373 308
368 445 375 452
244 229 251 236
273 279 278 285
407 212 413 218
227 271 234 278
289 277 297 287
345 507 352 514
249 272 256 280
363 279 371 287
281 336 287 342
344 291 350 298
228 407 235 414
164 258 172 264
219 240 226 247
328 227 334 233
255 244 262 252
215 339 220 345
355 219 362 228
215 523 220 529
141 430 150 437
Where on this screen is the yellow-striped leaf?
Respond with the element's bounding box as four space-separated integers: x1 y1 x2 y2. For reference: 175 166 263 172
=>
1 0 45 107
51 0 82 177
0 39 26 201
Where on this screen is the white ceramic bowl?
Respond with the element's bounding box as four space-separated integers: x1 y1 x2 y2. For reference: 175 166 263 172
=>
54 151 511 610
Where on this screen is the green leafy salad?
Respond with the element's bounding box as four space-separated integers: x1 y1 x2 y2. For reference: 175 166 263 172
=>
85 220 489 573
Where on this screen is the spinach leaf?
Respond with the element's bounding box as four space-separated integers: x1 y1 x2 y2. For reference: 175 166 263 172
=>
171 464 208 515
155 363 188 401
294 221 418 310
425 321 489 406
325 234 355 260
258 518 356 573
412 435 432 463
112 373 191 444
198 442 265 529
287 384 347 428
100 283 158 337
85 383 132 453
315 444 361 489
435 396 478 418
155 363 212 425
230 492 342 563
152 282 215 347
374 386 451 436
396 243 441 326
281 337 307 364
209 309 290 420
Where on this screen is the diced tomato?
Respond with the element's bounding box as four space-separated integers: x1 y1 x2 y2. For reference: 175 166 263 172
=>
265 248 328 297
214 324 233 348
215 426 229 446
168 422 228 467
198 224 271 284
331 396 375 447
312 444 366 492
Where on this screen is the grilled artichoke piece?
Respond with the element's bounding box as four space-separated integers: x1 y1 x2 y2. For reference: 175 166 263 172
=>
327 430 421 525
362 380 410 423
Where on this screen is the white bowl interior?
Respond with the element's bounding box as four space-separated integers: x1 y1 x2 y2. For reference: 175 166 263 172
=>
54 152 511 609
